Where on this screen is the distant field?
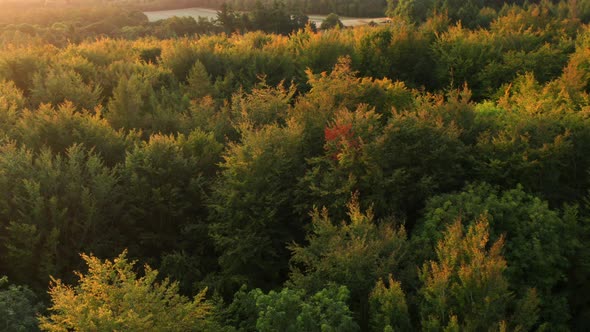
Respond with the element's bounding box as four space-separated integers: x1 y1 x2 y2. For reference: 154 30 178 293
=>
144 7 219 22
307 15 389 27
144 7 388 27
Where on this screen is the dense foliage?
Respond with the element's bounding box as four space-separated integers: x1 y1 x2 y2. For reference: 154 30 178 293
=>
2 0 590 330
39 251 215 331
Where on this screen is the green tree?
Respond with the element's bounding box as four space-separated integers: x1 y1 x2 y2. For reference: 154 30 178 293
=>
220 285 259 331
106 71 186 135
296 105 387 219
224 285 359 332
247 0 309 35
106 72 157 131
256 286 359 332
30 66 102 111
0 276 43 332
415 183 571 329
159 40 199 82
416 183 570 289
371 101 468 221
369 275 411 332
567 192 590 330
184 60 214 100
298 90 468 222
357 24 436 87
321 13 344 30
0 48 49 93
208 121 306 293
217 3 241 33
39 251 215 332
120 130 223 291
13 102 127 166
387 0 434 22
477 75 589 205
440 0 484 26
0 143 122 289
288 197 409 329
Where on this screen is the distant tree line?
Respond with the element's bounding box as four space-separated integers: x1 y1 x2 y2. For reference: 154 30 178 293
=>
0 3 316 47
0 0 387 18
128 0 389 17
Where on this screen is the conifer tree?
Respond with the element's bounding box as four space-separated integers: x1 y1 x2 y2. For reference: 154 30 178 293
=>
106 73 157 131
184 60 214 100
209 121 306 293
30 66 102 111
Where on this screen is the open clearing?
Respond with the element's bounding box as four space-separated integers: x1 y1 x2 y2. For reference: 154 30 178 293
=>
144 7 219 22
144 7 388 27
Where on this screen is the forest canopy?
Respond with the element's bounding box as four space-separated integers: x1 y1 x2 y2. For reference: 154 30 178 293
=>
1 0 590 331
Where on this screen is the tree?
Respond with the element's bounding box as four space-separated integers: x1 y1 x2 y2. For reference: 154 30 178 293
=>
288 196 409 329
255 285 359 332
419 217 539 331
412 183 583 329
208 121 306 294
415 183 571 294
567 192 590 330
387 0 434 22
0 80 24 135
440 0 484 26
230 80 295 128
0 143 122 289
120 130 223 292
369 275 411 332
299 90 467 222
105 70 186 136
39 251 215 332
184 60 214 100
357 24 435 87
106 73 157 131
13 102 127 166
0 276 43 332
224 285 359 332
159 40 199 82
217 3 241 33
290 57 414 161
415 183 575 329
297 105 387 219
30 66 102 111
321 13 344 30
0 48 48 93
246 0 309 35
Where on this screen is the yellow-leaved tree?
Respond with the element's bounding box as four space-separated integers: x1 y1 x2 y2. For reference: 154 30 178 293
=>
39 250 215 332
419 216 540 331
